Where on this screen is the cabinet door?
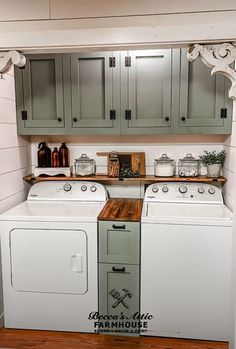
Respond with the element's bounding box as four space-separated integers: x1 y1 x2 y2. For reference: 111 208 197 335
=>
121 50 172 134
21 54 64 129
99 221 140 264
99 263 140 334
177 49 232 133
70 52 120 133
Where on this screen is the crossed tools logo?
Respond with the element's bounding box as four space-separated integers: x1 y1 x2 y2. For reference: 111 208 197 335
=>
109 288 133 309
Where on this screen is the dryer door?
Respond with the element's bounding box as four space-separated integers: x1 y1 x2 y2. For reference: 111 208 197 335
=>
10 229 87 294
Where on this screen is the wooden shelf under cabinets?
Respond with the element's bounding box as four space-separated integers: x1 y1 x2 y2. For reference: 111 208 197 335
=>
23 174 227 185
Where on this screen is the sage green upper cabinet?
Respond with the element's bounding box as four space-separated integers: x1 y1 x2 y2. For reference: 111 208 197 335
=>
15 50 233 136
173 49 232 134
16 54 65 135
68 52 120 134
121 50 172 135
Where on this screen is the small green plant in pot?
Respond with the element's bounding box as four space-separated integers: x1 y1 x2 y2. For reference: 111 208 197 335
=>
199 150 227 177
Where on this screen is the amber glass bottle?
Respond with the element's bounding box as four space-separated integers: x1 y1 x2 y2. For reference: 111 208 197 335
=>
38 142 51 167
59 143 69 167
52 147 60 167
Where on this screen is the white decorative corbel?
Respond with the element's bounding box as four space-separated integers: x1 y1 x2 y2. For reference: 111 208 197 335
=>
187 43 236 100
0 51 26 74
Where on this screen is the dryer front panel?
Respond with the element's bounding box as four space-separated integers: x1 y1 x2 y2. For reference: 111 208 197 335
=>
10 229 87 295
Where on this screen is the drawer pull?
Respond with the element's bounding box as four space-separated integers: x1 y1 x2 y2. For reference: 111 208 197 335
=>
112 266 125 273
112 224 126 230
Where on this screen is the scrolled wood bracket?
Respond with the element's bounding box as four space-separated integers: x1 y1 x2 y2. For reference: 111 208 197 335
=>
0 50 26 74
187 43 236 100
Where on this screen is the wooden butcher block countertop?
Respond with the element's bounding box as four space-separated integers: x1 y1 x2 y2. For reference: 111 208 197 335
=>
98 198 143 222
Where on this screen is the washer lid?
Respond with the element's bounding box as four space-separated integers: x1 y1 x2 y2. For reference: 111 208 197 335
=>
0 200 106 222
142 202 232 226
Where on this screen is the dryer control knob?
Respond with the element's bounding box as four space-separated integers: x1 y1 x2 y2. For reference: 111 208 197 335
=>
162 186 169 193
208 187 215 195
90 185 97 192
198 187 205 194
152 186 158 193
81 185 87 192
63 183 72 192
179 185 187 194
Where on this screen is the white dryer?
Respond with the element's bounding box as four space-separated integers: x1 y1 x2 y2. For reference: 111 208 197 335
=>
141 182 232 341
0 181 107 332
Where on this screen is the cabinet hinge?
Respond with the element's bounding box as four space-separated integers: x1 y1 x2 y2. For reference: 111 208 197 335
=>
220 108 227 119
125 110 131 120
109 57 116 67
21 110 27 120
125 56 131 67
110 110 116 120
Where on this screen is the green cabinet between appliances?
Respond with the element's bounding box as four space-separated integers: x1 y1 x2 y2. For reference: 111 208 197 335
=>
15 50 233 135
98 220 140 335
99 221 140 264
99 263 140 334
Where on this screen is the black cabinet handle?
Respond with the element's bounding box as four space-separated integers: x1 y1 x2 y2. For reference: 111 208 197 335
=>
220 108 227 119
110 110 116 120
112 266 126 273
73 117 78 122
181 116 186 122
57 117 62 122
125 110 131 120
112 224 126 230
165 116 170 122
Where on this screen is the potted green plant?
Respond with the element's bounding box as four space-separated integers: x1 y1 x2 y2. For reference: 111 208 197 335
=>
199 150 227 177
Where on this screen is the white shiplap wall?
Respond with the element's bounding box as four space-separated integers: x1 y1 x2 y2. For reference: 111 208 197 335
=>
224 101 236 211
0 68 32 327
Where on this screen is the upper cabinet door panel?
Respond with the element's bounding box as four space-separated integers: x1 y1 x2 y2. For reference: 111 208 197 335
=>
179 49 232 128
121 50 172 132
23 54 64 128
71 52 116 129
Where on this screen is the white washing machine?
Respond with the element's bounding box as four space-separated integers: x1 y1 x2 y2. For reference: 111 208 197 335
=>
141 182 232 341
0 181 107 332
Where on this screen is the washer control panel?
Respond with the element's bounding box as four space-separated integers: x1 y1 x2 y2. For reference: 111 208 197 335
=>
28 181 108 202
146 182 223 204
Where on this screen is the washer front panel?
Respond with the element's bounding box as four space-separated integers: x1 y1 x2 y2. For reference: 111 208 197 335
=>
10 228 87 295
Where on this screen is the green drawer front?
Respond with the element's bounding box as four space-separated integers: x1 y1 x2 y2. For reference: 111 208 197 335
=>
99 221 140 264
99 263 140 335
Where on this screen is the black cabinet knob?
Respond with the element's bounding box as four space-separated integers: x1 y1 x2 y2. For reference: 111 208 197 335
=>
181 116 186 122
57 117 62 122
165 116 170 122
73 117 78 122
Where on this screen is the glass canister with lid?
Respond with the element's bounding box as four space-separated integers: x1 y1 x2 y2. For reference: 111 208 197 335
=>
108 152 120 178
154 154 175 177
74 154 96 176
178 153 200 177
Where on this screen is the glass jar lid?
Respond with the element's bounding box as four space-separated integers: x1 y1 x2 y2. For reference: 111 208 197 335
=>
109 151 120 161
75 154 94 163
180 153 199 162
155 153 174 164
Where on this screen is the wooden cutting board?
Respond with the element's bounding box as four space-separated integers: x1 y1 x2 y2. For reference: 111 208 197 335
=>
98 198 143 222
97 152 146 176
